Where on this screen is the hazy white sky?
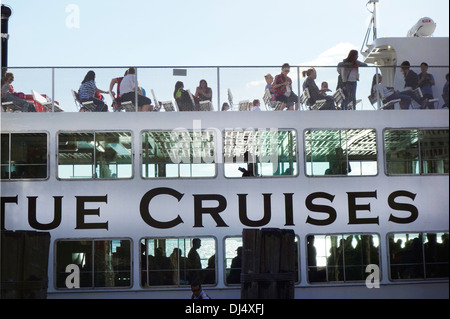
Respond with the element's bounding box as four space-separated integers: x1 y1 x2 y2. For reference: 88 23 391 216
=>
2 0 449 111
3 0 449 66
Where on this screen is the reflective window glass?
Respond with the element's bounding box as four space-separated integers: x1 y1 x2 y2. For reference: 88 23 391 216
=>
142 130 215 178
305 129 377 176
388 232 449 280
225 237 243 285
58 131 132 179
1 133 47 179
55 239 131 288
307 234 380 283
141 237 216 287
224 129 297 177
385 129 449 175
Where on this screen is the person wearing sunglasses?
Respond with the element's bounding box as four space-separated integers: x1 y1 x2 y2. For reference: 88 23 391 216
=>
273 63 299 110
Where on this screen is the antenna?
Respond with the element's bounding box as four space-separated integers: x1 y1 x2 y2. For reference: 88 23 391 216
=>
360 0 379 56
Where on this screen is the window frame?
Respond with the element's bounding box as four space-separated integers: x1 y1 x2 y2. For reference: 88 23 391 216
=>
387 231 449 281
305 232 382 284
139 235 218 288
56 130 134 180
383 128 449 176
54 237 133 290
304 128 378 177
140 129 217 179
223 127 299 178
0 131 49 181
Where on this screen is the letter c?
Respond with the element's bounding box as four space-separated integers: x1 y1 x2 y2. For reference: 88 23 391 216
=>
140 187 184 229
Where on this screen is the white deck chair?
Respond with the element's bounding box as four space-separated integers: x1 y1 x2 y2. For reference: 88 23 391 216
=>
71 89 83 111
262 89 272 111
108 90 136 112
150 89 161 111
348 99 362 110
227 88 234 110
162 100 178 112
303 88 327 110
71 89 96 112
412 87 439 108
199 100 213 111
186 90 197 110
1 100 23 112
368 90 401 110
238 100 250 111
333 88 345 109
262 89 283 111
228 88 252 111
120 100 136 112
31 89 63 112
299 90 309 110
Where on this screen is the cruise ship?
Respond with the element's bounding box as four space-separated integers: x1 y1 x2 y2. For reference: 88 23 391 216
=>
1 1 448 299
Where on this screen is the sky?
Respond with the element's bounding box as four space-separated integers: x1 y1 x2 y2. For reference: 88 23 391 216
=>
2 0 449 111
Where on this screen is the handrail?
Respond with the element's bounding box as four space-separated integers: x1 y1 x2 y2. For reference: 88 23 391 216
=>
1 65 448 112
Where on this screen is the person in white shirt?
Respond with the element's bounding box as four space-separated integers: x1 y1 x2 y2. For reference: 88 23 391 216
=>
371 74 412 109
252 99 261 111
119 68 152 111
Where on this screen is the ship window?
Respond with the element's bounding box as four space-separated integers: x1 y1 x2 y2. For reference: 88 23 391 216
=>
55 239 131 289
388 232 449 280
385 129 449 175
140 237 216 287
305 129 377 176
224 237 243 285
1 132 48 180
306 234 380 283
141 130 216 178
57 131 132 179
224 129 297 177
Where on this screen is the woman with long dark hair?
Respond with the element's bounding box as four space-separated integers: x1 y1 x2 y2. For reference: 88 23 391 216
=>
337 50 367 110
174 81 194 111
78 70 108 112
194 79 212 102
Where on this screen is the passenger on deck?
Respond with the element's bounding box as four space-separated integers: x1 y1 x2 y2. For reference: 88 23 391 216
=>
264 73 277 106
174 81 195 111
1 71 36 112
221 102 230 111
321 81 332 96
119 67 152 112
399 61 428 108
418 62 436 109
371 74 412 110
109 70 128 111
252 99 261 111
273 63 299 110
337 50 367 110
302 68 336 110
442 73 449 108
78 70 109 112
194 79 212 102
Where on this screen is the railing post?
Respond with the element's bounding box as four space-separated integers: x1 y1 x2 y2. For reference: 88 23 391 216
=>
51 67 55 112
135 67 138 112
375 67 381 110
296 66 301 111
216 67 220 112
